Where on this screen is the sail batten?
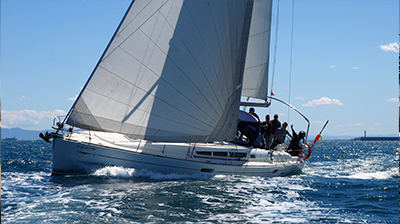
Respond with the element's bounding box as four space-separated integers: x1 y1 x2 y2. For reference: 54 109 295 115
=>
66 0 256 142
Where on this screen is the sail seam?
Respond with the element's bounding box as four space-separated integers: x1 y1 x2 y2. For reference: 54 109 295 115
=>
180 2 226 114
69 109 212 138
206 0 230 98
209 0 254 141
95 61 218 129
249 29 271 37
128 28 220 125
245 62 268 70
103 0 170 61
79 88 214 134
157 5 224 118
115 1 153 37
223 0 234 99
182 1 229 114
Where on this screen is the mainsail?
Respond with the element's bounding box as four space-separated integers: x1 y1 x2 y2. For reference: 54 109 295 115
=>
242 0 272 100
66 0 257 142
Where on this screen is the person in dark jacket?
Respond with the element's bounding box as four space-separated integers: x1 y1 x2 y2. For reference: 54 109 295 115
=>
270 122 291 149
288 124 306 156
270 114 281 145
261 114 272 149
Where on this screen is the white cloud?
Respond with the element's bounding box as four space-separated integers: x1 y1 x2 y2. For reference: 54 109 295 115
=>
1 109 66 130
20 95 30 101
330 65 336 68
387 98 398 102
352 67 359 69
302 97 343 107
349 123 363 126
68 95 78 101
296 97 304 100
380 42 399 52
374 123 382 126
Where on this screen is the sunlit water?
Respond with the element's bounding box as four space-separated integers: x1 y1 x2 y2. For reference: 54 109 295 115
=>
1 140 398 223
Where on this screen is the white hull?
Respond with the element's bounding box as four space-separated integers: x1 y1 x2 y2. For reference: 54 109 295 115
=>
52 131 304 177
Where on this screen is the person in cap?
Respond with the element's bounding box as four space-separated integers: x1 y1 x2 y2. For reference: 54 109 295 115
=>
249 107 260 122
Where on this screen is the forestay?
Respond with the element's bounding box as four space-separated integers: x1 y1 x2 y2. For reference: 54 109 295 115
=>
66 0 254 142
241 0 272 100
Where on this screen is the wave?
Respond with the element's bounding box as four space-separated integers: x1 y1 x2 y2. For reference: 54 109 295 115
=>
346 168 398 180
91 166 214 180
305 154 398 180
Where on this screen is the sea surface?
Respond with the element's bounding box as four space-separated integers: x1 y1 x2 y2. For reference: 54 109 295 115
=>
1 140 398 223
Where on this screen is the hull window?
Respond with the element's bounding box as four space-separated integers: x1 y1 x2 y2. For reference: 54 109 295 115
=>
213 152 228 157
196 151 212 156
230 153 247 158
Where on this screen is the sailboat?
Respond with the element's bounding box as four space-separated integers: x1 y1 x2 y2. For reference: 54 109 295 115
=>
43 0 313 177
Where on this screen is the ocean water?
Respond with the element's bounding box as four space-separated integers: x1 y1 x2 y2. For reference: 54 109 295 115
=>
1 140 398 223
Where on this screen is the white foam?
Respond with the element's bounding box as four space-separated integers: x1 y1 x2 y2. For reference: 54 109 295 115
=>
196 176 322 223
91 166 213 180
347 167 399 180
92 166 136 178
304 155 398 180
202 175 338 223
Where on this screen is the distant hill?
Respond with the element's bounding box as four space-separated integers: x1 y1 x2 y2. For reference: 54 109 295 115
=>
1 128 52 140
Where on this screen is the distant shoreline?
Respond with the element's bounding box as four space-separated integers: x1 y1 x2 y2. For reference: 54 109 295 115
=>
350 137 399 141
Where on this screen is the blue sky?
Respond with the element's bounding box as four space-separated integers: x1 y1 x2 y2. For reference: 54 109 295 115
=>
1 0 399 138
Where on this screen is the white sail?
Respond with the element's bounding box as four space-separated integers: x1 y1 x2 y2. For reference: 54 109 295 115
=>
242 0 272 100
66 0 254 142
